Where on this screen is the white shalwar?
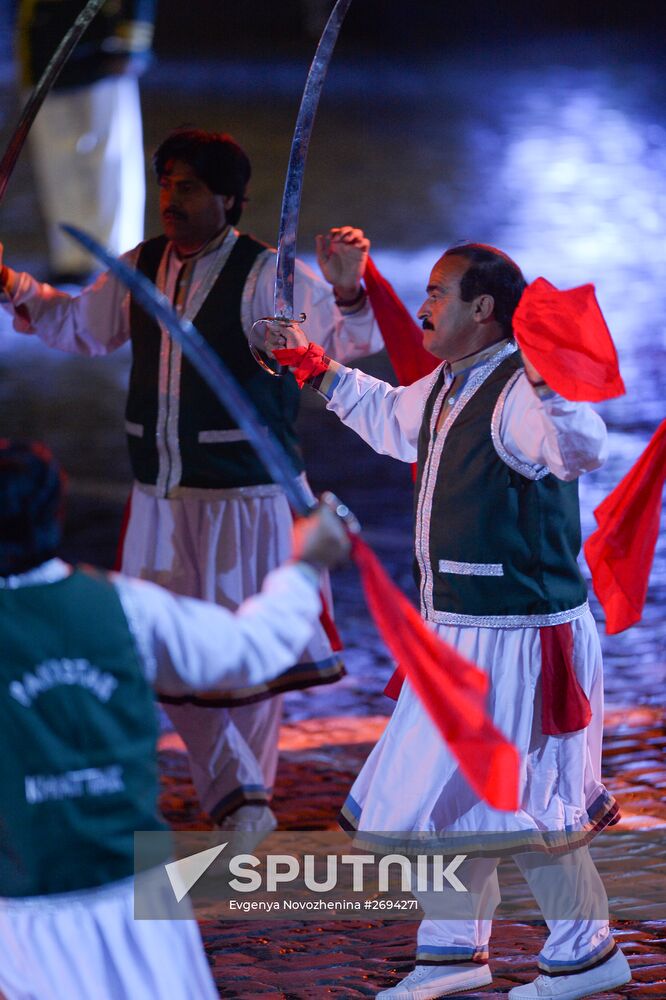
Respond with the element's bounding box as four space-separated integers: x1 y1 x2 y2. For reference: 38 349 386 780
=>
0 556 323 1000
29 76 145 275
321 344 619 976
2 237 382 822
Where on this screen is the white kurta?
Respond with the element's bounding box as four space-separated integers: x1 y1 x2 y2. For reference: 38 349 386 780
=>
324 349 613 839
1 239 382 821
320 346 616 973
0 555 323 1000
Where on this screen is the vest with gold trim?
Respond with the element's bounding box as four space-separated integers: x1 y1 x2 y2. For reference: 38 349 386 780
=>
126 234 304 490
0 568 166 897
415 350 588 623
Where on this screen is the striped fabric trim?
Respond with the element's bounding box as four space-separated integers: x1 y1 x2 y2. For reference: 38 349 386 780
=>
337 792 620 858
312 358 344 399
427 599 589 629
339 793 362 832
491 370 549 481
416 946 489 966
538 939 618 977
197 429 249 444
438 560 504 577
157 654 345 708
210 785 270 824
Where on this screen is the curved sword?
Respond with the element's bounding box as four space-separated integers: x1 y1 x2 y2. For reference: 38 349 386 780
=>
62 223 318 517
250 0 353 374
275 0 352 320
0 0 107 206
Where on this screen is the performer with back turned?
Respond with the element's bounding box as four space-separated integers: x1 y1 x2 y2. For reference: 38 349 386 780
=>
266 242 632 1000
0 126 382 833
0 438 350 999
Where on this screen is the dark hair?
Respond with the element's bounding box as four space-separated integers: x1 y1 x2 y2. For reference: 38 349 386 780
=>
152 128 251 225
443 243 527 338
0 441 65 576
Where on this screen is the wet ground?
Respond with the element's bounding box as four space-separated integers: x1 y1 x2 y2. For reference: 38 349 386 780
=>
0 24 664 999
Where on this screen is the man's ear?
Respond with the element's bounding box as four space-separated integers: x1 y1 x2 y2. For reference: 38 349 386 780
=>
474 293 495 322
222 194 235 213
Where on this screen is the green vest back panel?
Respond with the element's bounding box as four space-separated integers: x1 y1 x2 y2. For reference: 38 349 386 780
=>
126 234 304 489
415 353 587 621
0 569 165 897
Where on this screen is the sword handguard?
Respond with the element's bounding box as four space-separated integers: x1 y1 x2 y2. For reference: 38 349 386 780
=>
249 313 307 377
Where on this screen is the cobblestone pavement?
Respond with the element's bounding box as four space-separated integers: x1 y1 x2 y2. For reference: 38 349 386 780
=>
159 708 666 998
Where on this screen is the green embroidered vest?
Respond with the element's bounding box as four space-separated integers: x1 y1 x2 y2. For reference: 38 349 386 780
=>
126 234 304 491
0 569 166 897
415 351 587 625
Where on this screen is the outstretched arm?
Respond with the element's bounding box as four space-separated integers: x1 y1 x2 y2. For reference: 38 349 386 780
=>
114 505 351 695
0 240 133 356
266 319 438 464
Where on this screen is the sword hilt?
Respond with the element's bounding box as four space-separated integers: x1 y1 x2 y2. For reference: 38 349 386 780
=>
319 491 361 536
249 312 307 377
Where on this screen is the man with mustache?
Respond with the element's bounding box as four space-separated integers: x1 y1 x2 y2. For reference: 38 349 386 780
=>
266 244 631 1000
0 127 382 834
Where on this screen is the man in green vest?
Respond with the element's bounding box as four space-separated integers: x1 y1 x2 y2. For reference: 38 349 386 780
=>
0 126 382 835
0 439 349 1000
265 243 631 1000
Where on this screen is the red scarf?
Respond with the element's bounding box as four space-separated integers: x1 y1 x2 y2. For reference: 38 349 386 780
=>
513 277 625 402
351 534 519 812
584 420 666 633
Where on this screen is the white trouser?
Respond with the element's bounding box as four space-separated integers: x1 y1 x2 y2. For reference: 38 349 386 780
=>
163 695 283 820
29 75 145 273
121 484 301 822
415 848 614 975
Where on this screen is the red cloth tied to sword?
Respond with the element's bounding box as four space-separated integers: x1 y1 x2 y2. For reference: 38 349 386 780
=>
513 277 625 402
350 533 520 812
275 342 330 388
584 419 666 634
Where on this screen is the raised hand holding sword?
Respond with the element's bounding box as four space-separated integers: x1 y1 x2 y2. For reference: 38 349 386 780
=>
252 224 370 366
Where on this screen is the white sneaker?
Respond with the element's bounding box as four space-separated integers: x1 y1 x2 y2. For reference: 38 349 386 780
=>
376 962 492 999
508 950 631 1000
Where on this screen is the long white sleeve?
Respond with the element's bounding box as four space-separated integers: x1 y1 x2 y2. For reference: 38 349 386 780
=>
250 252 383 362
1 251 138 356
324 362 442 462
498 373 608 480
113 563 323 695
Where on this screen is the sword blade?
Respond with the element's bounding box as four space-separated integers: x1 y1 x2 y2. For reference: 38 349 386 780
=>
274 0 353 320
62 224 317 517
0 0 107 206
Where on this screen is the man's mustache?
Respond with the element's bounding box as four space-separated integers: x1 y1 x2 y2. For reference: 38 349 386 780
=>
163 208 186 220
